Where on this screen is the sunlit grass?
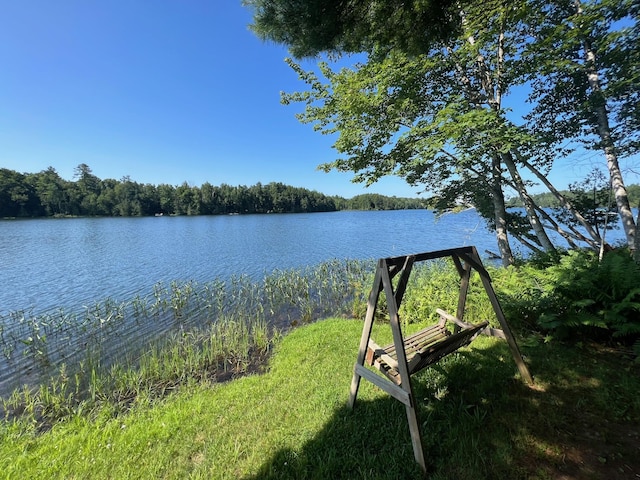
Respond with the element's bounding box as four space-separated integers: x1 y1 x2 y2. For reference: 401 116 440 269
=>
1 317 638 479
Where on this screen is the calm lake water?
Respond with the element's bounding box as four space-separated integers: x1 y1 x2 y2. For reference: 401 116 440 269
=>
0 209 504 316
0 208 632 397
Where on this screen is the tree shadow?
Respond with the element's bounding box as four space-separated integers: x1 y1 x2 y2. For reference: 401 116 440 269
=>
243 339 640 479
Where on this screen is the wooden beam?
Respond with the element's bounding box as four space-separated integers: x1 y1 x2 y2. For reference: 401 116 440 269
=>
353 365 410 406
455 258 472 333
348 263 383 409
463 249 534 385
380 258 428 473
393 255 415 308
384 246 476 268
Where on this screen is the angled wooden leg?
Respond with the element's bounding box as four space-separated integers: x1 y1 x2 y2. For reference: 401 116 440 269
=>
480 272 534 384
348 263 383 409
455 257 472 329
461 248 534 385
348 365 363 409
381 258 428 473
405 396 427 473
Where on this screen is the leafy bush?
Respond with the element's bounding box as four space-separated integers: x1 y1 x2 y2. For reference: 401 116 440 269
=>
377 261 497 328
398 261 461 323
498 249 640 341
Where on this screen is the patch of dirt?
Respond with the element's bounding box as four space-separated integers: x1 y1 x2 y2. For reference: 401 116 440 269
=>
543 413 640 479
517 348 640 479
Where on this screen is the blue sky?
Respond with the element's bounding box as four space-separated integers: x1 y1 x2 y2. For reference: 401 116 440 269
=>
0 2 636 198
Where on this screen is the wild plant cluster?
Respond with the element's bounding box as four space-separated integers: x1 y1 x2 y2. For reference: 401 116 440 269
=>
3 250 638 433
0 259 372 429
496 248 640 346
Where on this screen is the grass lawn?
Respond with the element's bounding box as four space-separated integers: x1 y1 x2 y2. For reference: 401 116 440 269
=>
1 317 639 479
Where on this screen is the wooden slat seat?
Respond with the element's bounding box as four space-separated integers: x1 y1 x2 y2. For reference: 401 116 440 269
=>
365 312 489 385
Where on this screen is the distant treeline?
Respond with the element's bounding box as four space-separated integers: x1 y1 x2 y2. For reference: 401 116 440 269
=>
0 164 426 218
505 184 640 208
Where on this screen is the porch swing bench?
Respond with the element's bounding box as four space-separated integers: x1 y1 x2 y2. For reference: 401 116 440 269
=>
365 308 489 386
348 247 533 475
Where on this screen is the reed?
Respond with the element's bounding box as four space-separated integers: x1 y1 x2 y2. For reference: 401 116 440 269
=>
0 259 373 429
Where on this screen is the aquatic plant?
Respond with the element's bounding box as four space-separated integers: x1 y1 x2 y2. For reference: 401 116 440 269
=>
0 259 372 426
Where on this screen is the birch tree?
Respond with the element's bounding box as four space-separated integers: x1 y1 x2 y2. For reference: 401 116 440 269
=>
251 1 566 263
278 19 554 264
246 0 637 261
523 0 640 253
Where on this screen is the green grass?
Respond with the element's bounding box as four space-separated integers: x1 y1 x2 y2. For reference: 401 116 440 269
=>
2 317 639 479
0 259 372 400
0 259 372 425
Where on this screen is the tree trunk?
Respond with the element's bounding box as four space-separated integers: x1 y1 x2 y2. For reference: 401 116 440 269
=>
635 206 640 263
585 50 636 250
491 155 514 266
511 232 544 254
502 151 556 252
514 150 605 248
575 0 636 251
529 203 580 250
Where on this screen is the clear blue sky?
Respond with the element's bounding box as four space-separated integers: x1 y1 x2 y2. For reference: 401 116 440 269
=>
0 1 636 198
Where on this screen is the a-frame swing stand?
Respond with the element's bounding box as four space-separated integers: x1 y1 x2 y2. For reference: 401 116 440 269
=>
348 246 533 473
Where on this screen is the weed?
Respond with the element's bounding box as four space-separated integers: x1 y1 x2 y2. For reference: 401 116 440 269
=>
0 260 371 427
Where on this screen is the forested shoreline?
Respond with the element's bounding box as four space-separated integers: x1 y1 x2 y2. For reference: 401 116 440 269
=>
0 164 426 218
505 184 640 209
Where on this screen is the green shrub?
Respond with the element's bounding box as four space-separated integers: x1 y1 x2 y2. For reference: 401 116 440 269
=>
398 261 461 323
500 249 640 341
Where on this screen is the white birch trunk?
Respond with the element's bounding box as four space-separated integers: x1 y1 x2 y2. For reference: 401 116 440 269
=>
514 151 605 248
575 0 636 251
492 156 515 266
502 152 556 252
635 208 640 263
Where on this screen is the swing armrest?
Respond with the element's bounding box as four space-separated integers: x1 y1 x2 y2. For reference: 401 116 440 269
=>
366 339 399 371
436 308 478 330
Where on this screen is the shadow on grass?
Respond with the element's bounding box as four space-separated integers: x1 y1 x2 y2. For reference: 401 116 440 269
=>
244 339 640 480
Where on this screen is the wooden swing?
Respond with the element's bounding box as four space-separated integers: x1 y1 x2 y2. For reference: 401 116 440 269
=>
348 246 533 473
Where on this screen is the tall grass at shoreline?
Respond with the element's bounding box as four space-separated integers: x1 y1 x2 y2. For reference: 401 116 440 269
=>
0 256 511 430
6 247 635 434
0 259 373 427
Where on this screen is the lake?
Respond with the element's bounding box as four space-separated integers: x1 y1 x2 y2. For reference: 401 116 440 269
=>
0 209 504 316
0 208 631 397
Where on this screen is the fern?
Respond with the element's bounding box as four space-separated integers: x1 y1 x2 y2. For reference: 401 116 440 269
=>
516 248 640 341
